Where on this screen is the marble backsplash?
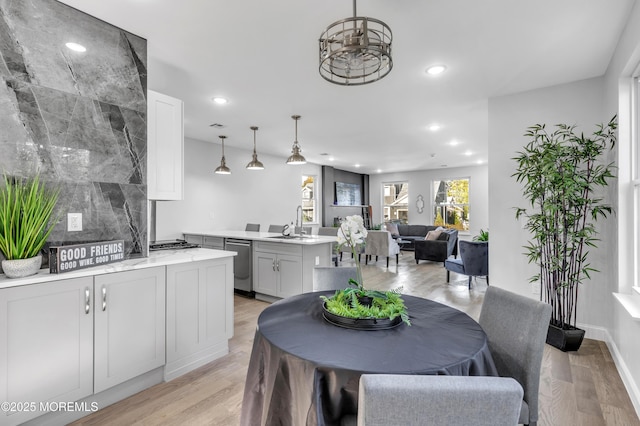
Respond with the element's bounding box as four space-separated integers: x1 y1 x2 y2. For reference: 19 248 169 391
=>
0 0 148 258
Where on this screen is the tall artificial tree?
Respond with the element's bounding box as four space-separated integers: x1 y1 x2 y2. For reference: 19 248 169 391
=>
513 116 616 329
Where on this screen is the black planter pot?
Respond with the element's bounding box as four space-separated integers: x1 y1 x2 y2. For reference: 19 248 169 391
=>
546 322 585 352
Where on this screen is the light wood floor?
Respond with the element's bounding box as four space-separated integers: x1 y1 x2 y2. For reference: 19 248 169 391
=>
72 252 640 426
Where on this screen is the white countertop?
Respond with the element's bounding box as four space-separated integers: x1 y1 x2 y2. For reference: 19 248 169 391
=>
184 230 336 245
0 248 235 289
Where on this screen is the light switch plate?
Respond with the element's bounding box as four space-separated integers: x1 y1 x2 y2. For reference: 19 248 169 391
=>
67 213 82 231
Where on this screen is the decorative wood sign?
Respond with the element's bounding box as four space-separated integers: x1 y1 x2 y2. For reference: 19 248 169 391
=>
49 240 125 274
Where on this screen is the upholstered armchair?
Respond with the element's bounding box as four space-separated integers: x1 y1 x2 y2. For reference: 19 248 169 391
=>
414 229 458 264
363 230 400 268
445 240 488 288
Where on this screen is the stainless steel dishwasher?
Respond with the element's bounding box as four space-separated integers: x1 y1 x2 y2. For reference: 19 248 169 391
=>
225 238 254 297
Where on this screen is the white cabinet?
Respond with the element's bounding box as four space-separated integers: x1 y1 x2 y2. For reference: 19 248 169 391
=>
253 242 303 298
94 267 166 393
183 234 224 250
148 90 184 200
0 277 94 425
165 258 234 380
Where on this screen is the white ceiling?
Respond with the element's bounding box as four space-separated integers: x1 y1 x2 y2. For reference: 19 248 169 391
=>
59 0 635 174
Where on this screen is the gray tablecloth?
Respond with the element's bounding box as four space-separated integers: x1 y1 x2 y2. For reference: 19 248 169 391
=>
240 291 498 426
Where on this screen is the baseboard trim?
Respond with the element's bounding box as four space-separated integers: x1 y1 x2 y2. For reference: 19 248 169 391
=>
579 322 640 419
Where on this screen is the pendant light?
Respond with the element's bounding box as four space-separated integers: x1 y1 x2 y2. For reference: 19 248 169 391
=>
214 135 231 174
246 126 265 170
286 115 306 165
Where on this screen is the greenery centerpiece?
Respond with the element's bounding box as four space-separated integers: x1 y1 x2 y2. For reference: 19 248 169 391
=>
320 215 410 328
0 174 60 278
512 116 616 351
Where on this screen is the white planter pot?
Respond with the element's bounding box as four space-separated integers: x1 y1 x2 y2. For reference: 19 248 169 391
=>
1 254 42 278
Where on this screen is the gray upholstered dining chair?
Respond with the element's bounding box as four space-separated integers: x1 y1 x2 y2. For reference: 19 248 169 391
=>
479 286 552 426
245 223 260 232
313 266 358 291
444 240 488 288
268 224 284 233
342 374 523 426
363 230 400 268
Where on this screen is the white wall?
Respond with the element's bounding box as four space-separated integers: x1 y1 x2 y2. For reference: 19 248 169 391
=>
155 137 322 239
487 77 606 311
368 165 489 238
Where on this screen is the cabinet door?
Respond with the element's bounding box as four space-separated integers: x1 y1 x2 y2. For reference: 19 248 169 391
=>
94 267 165 393
166 259 233 379
254 251 278 296
0 277 93 425
148 90 184 200
277 254 303 298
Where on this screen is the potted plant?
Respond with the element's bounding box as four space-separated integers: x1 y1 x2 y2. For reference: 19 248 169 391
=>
320 215 410 328
473 229 489 242
512 116 616 351
0 174 60 278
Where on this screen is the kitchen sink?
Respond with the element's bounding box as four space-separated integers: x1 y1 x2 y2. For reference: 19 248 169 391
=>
267 235 312 240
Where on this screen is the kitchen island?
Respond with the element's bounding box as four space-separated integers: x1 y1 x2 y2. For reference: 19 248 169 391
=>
0 248 234 426
183 230 335 302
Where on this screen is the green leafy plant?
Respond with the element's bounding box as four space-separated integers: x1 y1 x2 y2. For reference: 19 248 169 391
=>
512 116 616 329
0 174 60 260
320 285 411 326
473 229 489 242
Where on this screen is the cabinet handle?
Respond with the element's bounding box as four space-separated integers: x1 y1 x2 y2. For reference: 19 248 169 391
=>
102 286 107 311
272 260 276 271
85 287 91 314
276 261 280 271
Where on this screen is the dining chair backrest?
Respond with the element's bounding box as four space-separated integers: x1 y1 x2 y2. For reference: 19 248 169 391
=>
353 374 523 426
478 286 552 426
295 226 312 236
268 224 284 233
245 223 260 232
317 227 338 236
313 266 358 291
364 230 399 257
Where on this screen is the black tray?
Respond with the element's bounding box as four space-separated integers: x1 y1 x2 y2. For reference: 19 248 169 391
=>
322 303 403 330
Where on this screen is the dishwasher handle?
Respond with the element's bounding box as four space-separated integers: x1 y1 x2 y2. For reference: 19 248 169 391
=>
226 239 252 247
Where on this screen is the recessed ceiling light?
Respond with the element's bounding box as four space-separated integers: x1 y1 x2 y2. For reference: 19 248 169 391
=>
477 160 483 164
212 97 228 105
376 169 382 173
464 150 473 156
449 140 459 146
354 164 361 168
426 65 446 75
428 124 440 132
65 42 86 52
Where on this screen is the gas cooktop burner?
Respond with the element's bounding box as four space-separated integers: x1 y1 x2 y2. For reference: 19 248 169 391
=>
149 239 200 251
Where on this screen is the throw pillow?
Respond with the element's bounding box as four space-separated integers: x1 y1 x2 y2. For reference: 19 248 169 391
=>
425 229 443 240
385 222 399 237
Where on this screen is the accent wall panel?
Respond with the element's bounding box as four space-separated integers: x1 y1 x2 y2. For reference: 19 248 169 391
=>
0 0 148 257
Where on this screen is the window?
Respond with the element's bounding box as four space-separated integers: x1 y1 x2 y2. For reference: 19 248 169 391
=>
302 175 316 223
383 182 408 223
432 178 470 231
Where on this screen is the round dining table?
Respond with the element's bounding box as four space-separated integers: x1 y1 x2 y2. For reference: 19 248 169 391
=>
240 291 498 426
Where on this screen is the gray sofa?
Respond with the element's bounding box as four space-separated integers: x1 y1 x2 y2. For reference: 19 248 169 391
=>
386 224 458 264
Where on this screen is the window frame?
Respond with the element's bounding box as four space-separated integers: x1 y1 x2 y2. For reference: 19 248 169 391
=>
431 177 470 231
382 182 409 224
301 175 317 224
